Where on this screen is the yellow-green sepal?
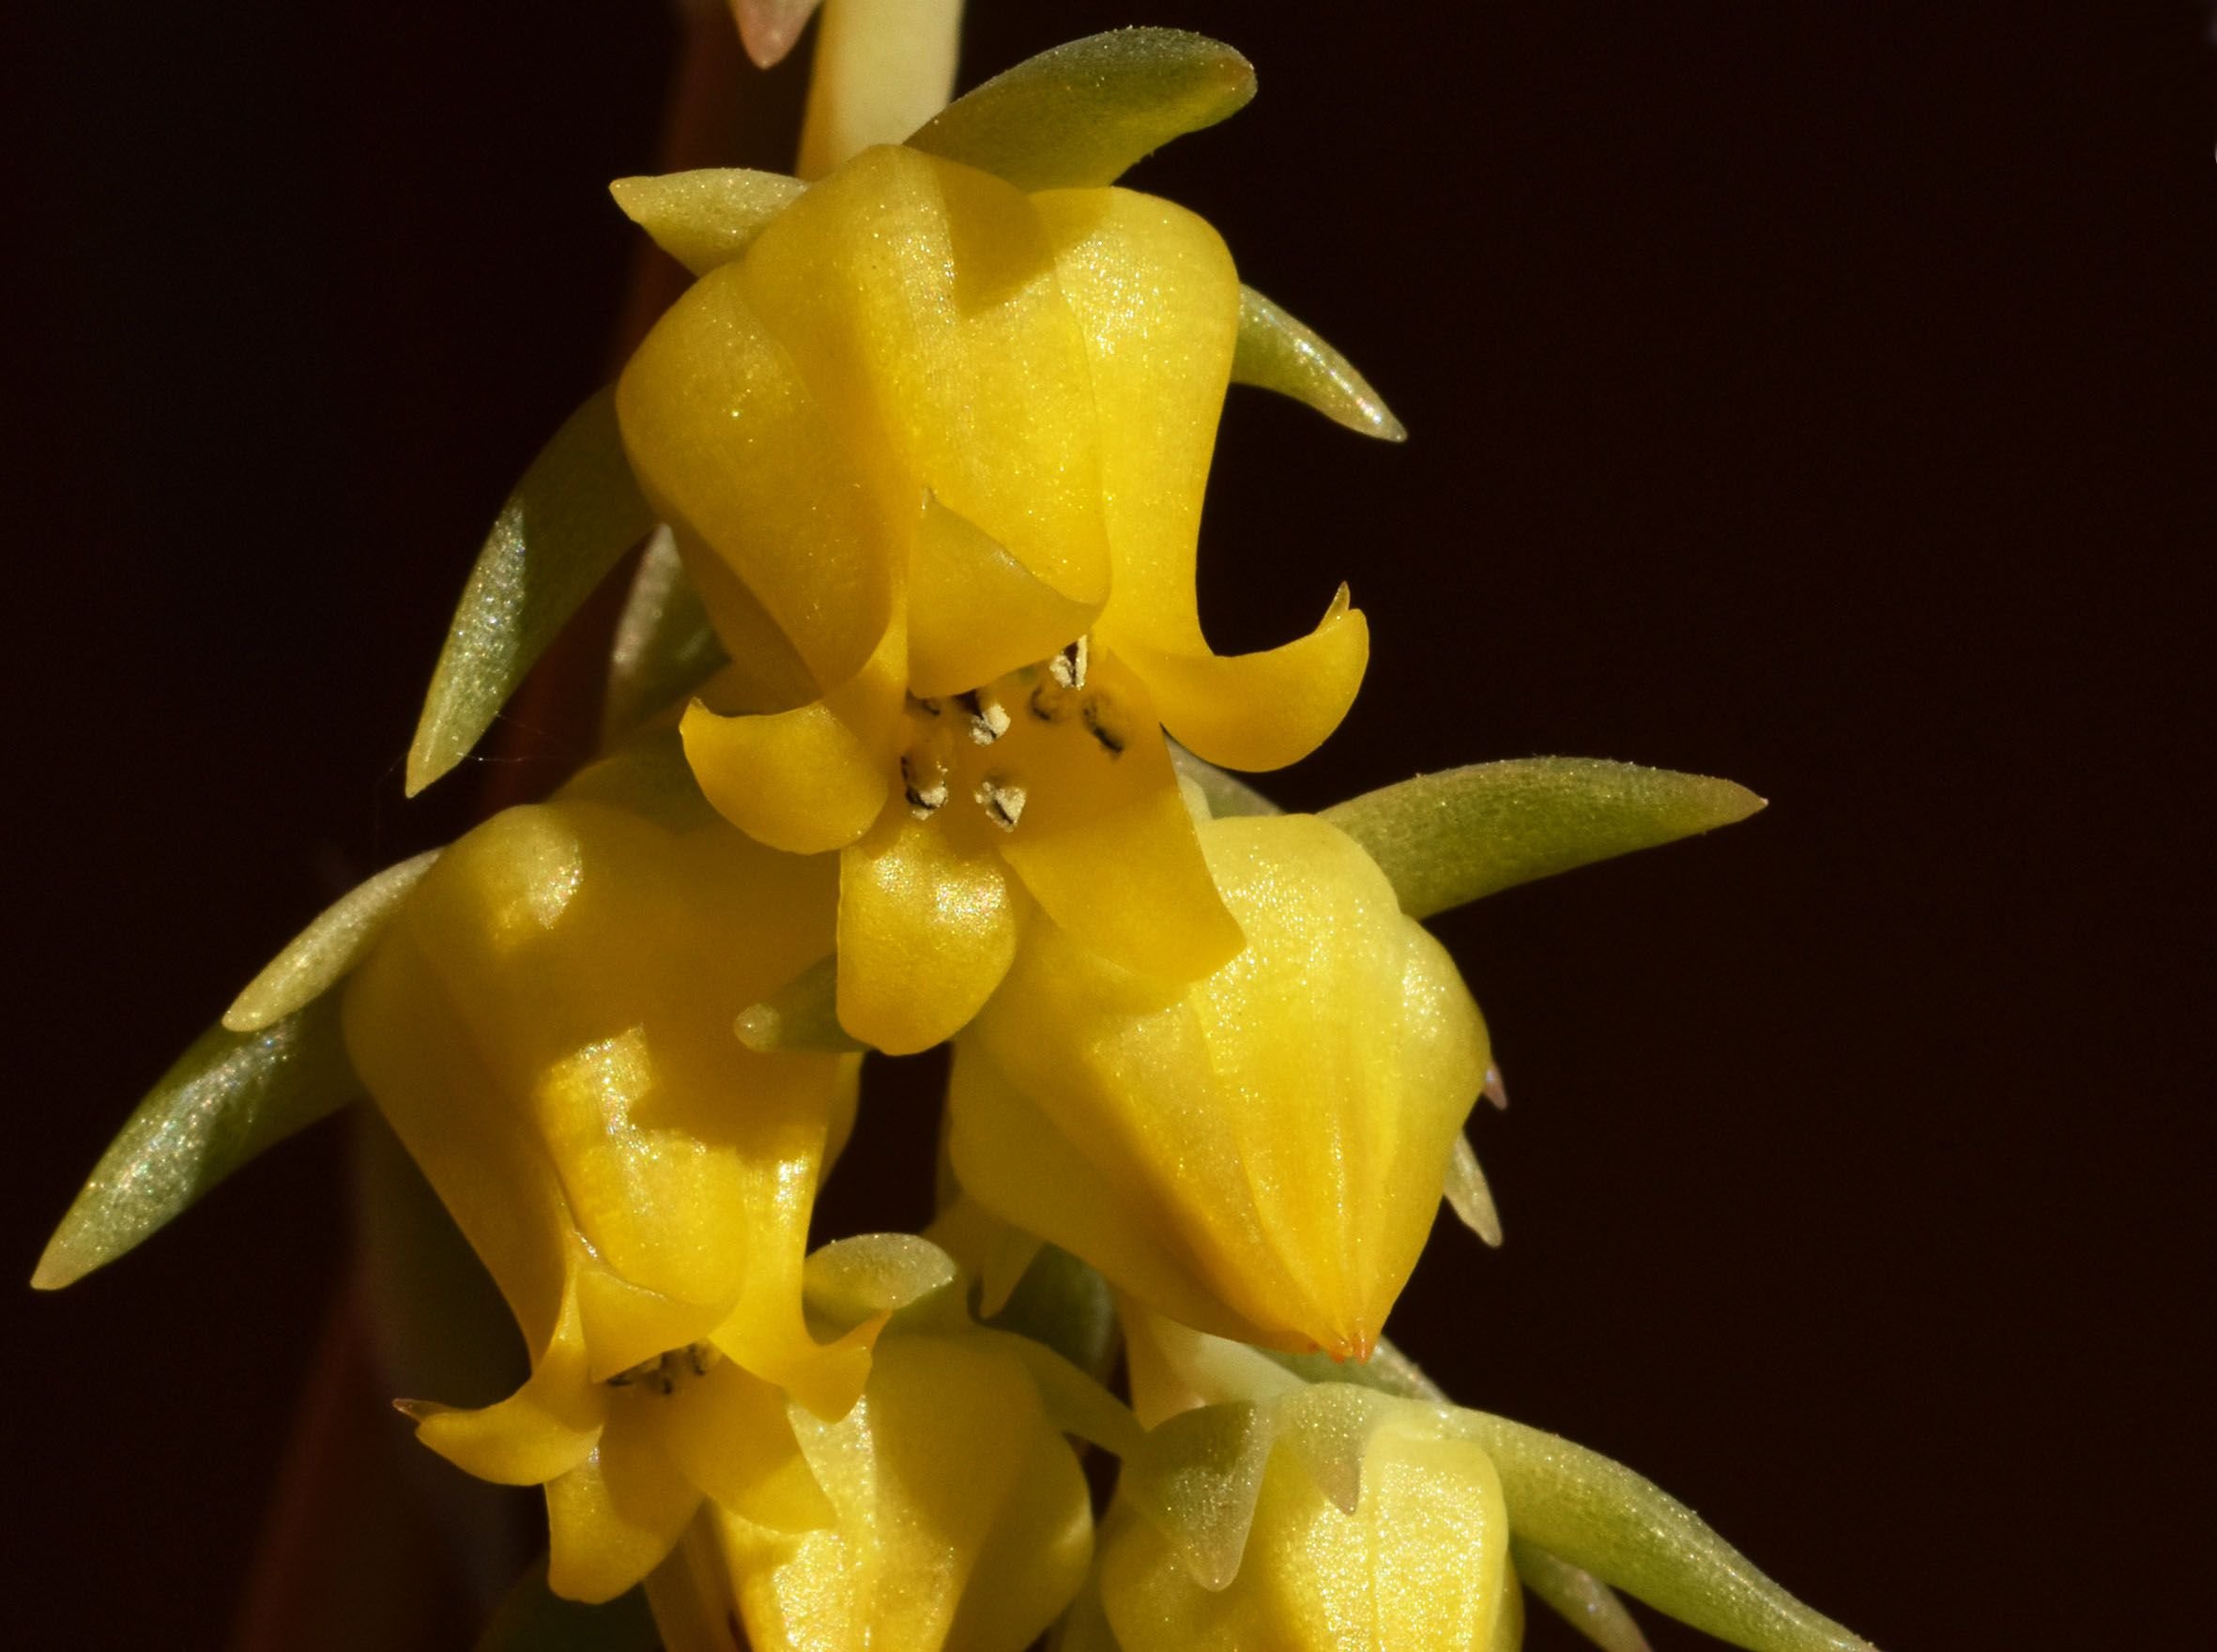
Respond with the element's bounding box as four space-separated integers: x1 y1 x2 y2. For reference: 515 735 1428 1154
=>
1445 1408 1872 1652
472 1553 657 1652
1322 757 1766 920
406 387 656 795
600 529 726 745
1232 285 1407 440
607 169 805 278
222 850 440 1032
33 994 362 1289
908 29 1254 191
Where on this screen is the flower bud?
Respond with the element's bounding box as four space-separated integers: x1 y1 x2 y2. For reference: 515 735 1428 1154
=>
947 811 1491 1358
1099 1384 1514 1652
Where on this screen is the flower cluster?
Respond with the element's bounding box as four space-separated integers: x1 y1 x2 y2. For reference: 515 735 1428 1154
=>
37 27 1870 1652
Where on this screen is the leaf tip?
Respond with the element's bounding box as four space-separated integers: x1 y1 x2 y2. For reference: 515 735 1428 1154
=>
29 1240 84 1293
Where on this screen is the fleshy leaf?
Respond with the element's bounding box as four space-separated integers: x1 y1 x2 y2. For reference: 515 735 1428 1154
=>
602 531 724 753
473 1553 658 1652
1323 758 1766 921
1515 1539 1655 1652
1445 1132 1505 1247
908 28 1255 191
1170 742 1282 820
1448 1410 1872 1652
1232 285 1407 440
406 387 656 795
608 169 805 277
985 1241 1121 1384
733 956 864 1055
222 850 440 1032
33 996 361 1288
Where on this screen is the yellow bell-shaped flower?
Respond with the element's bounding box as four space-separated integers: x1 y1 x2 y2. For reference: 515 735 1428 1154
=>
344 742 876 1596
1098 1390 1516 1652
945 810 1490 1360
665 1235 1130 1652
616 143 1368 1052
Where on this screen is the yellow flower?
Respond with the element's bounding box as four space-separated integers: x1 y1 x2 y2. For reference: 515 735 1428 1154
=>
945 808 1490 1360
658 1235 1135 1652
616 143 1368 1052
344 743 878 1592
1097 1388 1516 1652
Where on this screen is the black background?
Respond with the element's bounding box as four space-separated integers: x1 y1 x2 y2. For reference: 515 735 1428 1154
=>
5 1 2210 1646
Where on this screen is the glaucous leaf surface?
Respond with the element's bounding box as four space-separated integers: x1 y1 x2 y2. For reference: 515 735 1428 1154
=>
1514 1539 1654 1652
407 388 656 795
1323 757 1766 920
908 29 1255 191
1231 285 1407 440
34 996 360 1288
600 528 726 745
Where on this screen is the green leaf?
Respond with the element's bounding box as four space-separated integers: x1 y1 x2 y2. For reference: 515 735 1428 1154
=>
1448 1410 1872 1652
33 996 362 1289
472 1554 657 1652
601 527 727 745
1322 757 1766 921
1232 285 1407 441
733 955 863 1054
222 850 439 1032
908 28 1255 191
406 387 656 796
608 168 806 278
1515 1539 1655 1652
986 1241 1121 1383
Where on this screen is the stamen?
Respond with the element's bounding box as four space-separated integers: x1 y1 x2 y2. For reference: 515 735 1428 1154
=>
974 775 1028 831
907 694 942 718
1049 635 1090 690
1029 681 1072 723
1081 698 1126 757
605 1342 721 1396
955 690 1011 745
901 752 948 819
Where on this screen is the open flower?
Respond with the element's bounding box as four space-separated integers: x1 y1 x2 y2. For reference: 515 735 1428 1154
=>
344 740 874 1446
616 142 1368 1051
946 808 1491 1359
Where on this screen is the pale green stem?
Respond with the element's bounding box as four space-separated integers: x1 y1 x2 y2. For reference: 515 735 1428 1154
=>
796 0 963 178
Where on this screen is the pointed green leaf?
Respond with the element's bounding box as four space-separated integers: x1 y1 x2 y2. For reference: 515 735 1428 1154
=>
1232 285 1407 440
733 955 862 1054
1449 1410 1872 1652
1170 742 1282 819
908 28 1255 191
985 1240 1121 1384
1445 1132 1505 1247
1516 1539 1655 1652
1323 757 1766 921
473 1554 657 1652
601 528 727 745
222 850 439 1032
608 168 806 278
406 387 656 795
34 996 362 1289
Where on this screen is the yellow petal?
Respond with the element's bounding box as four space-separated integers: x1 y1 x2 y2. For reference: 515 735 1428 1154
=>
618 270 894 691
993 657 1242 983
659 1360 834 1531
735 145 1111 610
1034 186 1240 659
546 1400 705 1603
608 168 805 277
405 1289 604 1488
680 697 888 854
836 806 1021 1054
907 496 1097 698
1123 587 1369 773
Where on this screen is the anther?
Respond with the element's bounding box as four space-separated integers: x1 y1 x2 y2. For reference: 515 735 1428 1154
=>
957 688 1011 745
907 694 942 718
900 753 948 819
1029 681 1072 723
974 776 1028 831
1081 698 1126 757
1049 635 1090 690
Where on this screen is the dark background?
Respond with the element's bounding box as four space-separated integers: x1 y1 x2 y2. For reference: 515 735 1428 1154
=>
5 1 2209 1645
